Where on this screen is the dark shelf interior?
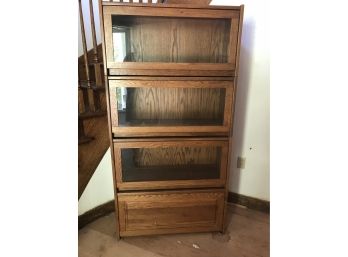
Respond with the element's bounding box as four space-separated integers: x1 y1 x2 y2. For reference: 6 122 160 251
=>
121 147 221 182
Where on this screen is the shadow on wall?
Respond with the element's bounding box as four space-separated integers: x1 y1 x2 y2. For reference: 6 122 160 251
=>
230 18 255 194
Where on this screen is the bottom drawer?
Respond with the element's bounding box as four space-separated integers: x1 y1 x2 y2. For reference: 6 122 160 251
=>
118 189 225 237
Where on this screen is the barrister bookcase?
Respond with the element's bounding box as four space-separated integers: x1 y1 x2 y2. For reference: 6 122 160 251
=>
99 0 244 238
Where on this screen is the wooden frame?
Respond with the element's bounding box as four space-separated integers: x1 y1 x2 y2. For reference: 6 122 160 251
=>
117 189 225 236
113 138 229 191
108 78 235 136
99 0 244 238
102 4 241 76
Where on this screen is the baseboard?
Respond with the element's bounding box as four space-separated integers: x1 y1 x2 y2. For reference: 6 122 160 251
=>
78 192 270 229
228 192 270 214
78 200 114 229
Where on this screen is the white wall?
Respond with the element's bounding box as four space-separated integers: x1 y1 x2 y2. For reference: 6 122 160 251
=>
78 0 270 215
211 0 270 201
78 148 114 215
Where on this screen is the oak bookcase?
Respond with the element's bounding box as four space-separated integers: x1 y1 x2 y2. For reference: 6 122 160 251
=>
99 0 244 238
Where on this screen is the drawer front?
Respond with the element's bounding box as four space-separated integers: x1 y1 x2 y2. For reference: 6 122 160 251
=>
118 190 225 236
108 79 234 137
113 138 229 191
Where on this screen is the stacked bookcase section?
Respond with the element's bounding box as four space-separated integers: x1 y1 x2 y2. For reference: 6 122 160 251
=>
100 1 244 237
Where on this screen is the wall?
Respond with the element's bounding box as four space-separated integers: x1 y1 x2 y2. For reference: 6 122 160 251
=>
78 148 114 215
211 0 270 201
78 0 270 215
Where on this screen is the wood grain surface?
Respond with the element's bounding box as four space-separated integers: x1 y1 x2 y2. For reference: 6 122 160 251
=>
117 189 224 236
124 87 225 124
132 146 219 166
103 4 241 76
112 16 230 63
113 139 228 190
108 79 234 136
99 2 245 237
120 146 221 182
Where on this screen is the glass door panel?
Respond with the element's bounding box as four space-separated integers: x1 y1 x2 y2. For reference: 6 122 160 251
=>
121 146 221 182
116 87 226 127
103 5 242 75
113 139 229 190
111 15 231 64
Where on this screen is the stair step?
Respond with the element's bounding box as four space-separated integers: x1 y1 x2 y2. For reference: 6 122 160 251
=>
88 61 104 66
79 136 94 145
79 110 106 120
79 81 105 91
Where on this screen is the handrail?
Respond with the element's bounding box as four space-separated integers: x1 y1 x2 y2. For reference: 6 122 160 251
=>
89 0 99 63
78 0 91 87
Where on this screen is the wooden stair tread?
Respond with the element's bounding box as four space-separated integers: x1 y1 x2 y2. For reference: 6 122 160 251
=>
79 81 105 91
79 136 94 145
88 61 104 66
79 110 106 120
78 110 109 199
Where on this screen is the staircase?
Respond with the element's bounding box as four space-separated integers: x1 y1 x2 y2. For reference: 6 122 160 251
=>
78 0 213 199
78 0 109 199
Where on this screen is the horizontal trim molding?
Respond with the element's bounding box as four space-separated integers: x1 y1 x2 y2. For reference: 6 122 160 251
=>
78 201 115 229
79 191 269 229
228 192 270 214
